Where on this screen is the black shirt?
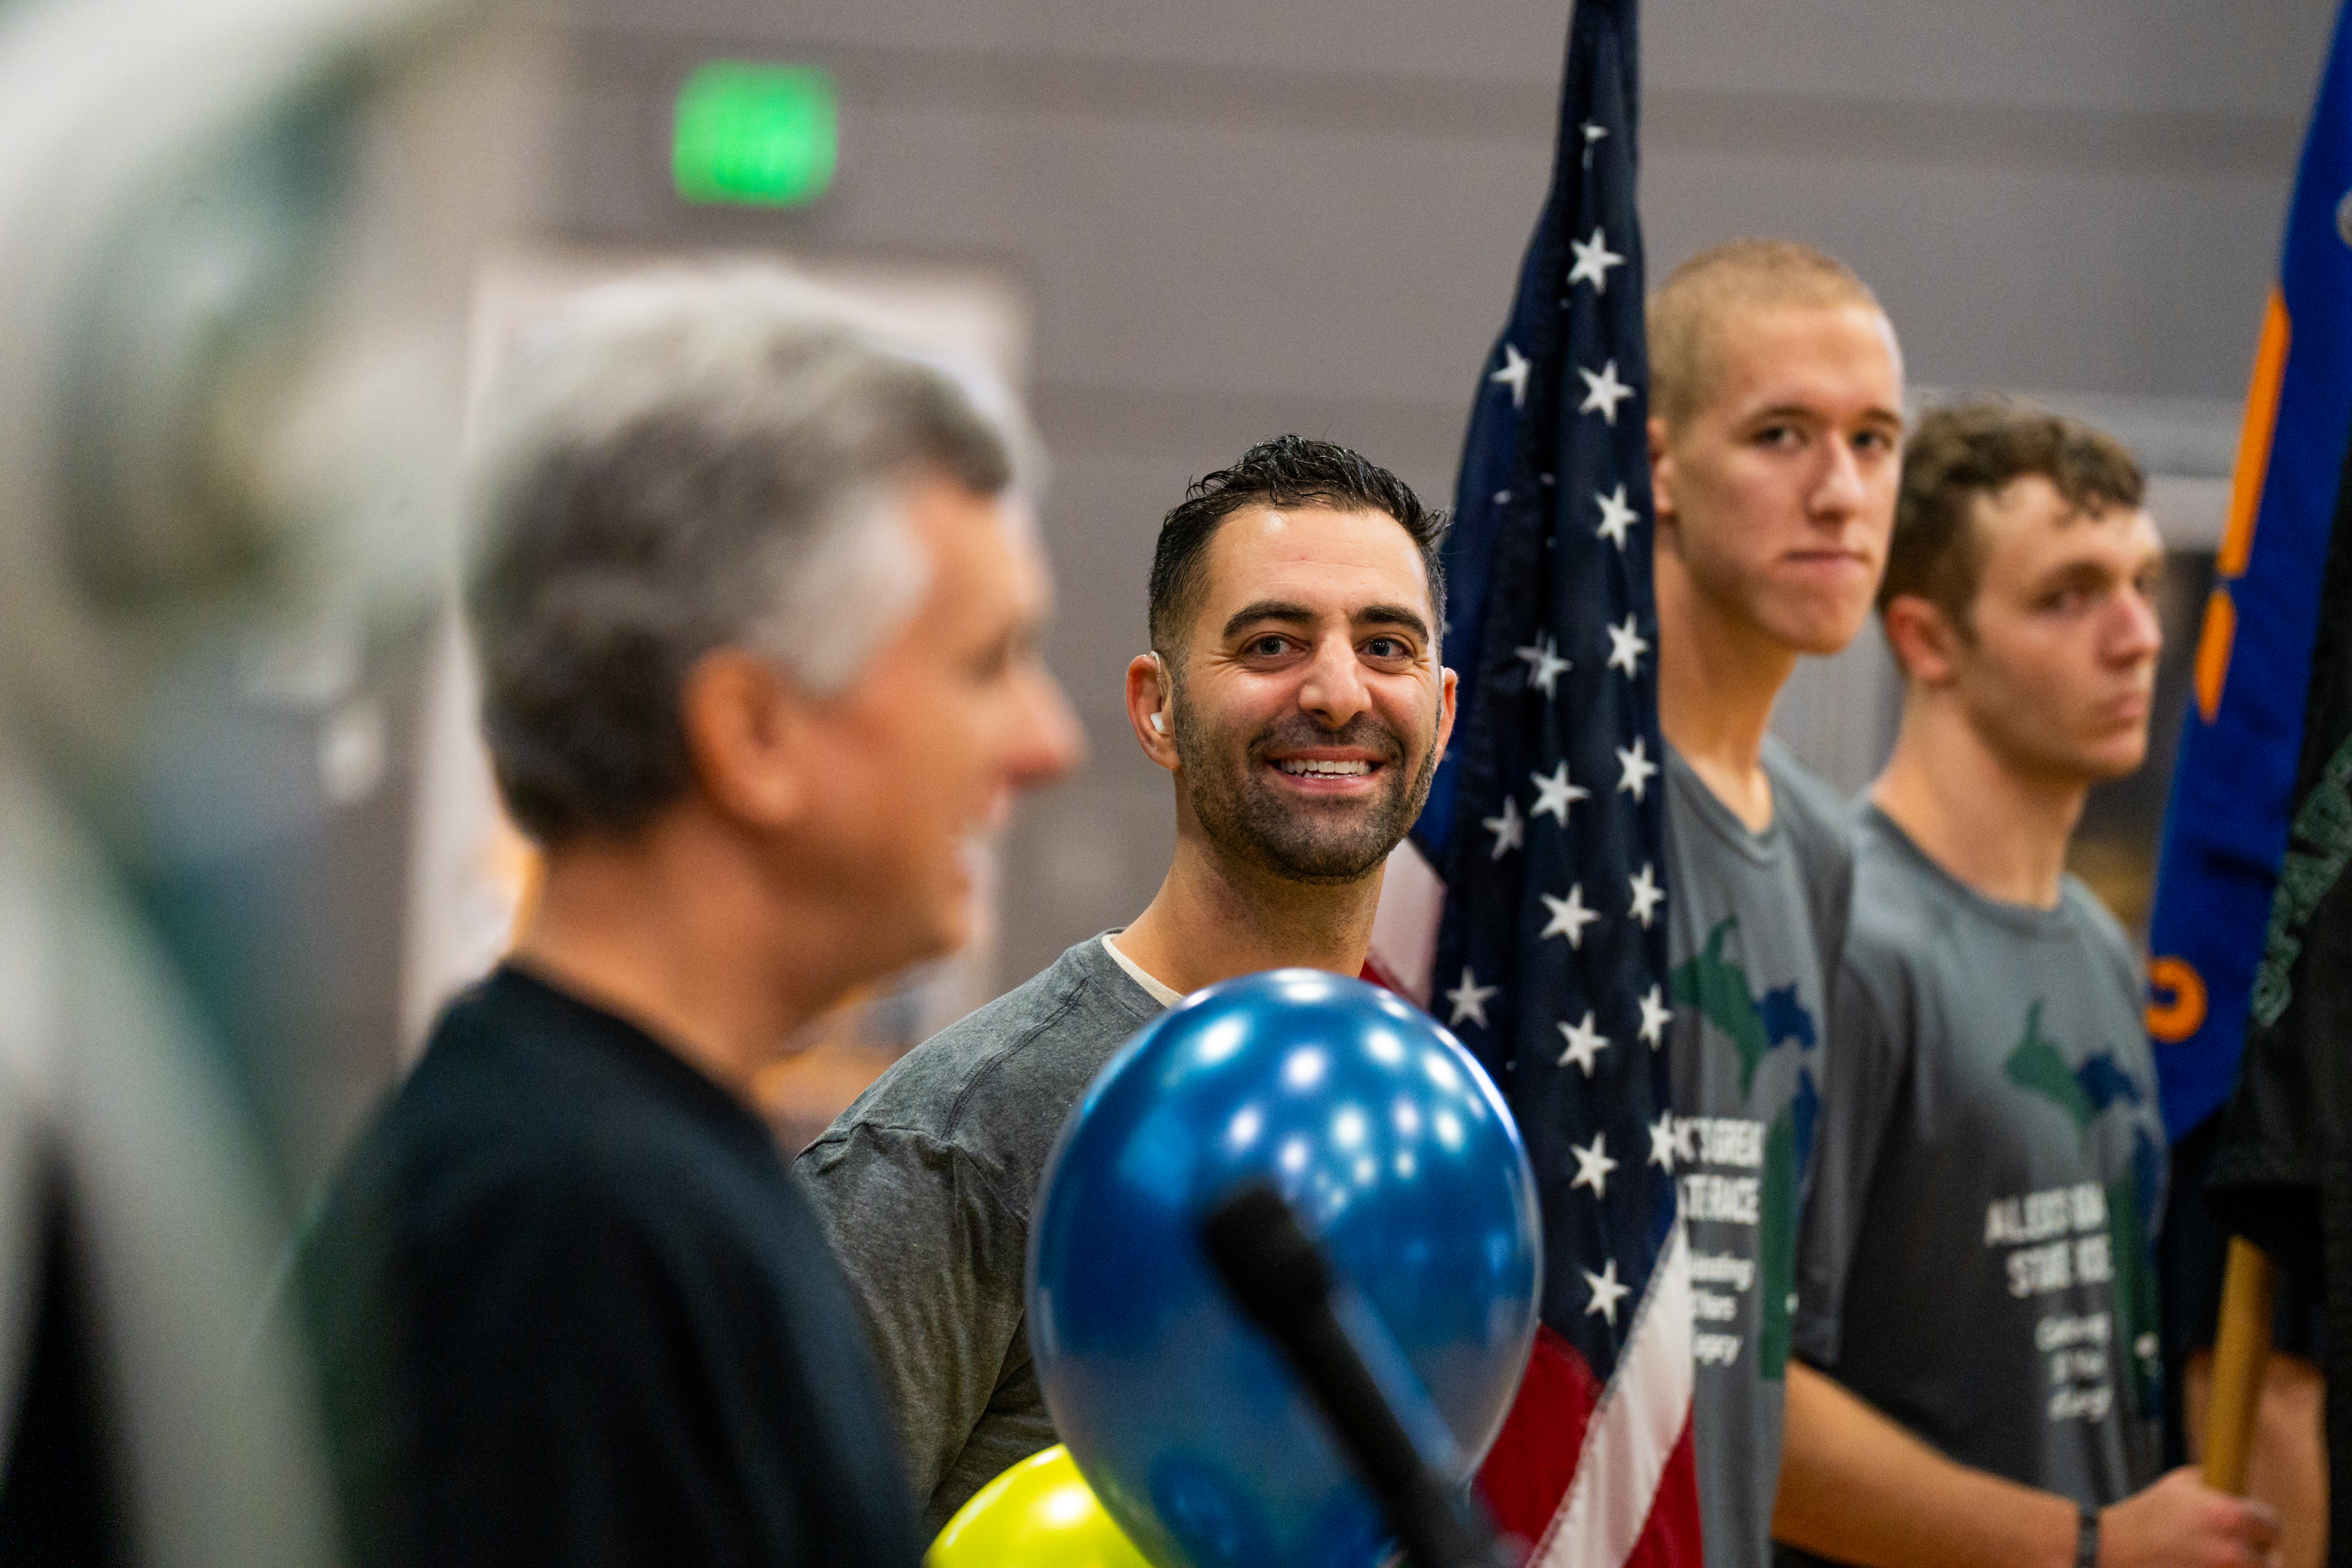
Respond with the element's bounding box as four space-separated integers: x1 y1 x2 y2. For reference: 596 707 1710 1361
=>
300 965 920 1568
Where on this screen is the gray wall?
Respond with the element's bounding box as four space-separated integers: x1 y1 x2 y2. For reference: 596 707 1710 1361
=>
549 0 2338 992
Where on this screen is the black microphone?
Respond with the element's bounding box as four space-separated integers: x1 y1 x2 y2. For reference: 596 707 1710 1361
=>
1198 1180 1506 1568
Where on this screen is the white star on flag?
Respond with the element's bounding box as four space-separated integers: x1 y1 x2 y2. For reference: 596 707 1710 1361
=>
1556 1010 1610 1074
1606 615 1650 678
1627 861 1664 927
1540 884 1600 948
1616 735 1659 801
1529 761 1589 824
1490 342 1531 407
1583 1257 1631 1325
1446 968 1499 1030
1578 359 1635 424
1481 795 1525 859
1638 982 1672 1048
1593 484 1638 550
1648 1110 1677 1170
1579 119 1608 168
1569 1131 1618 1197
1514 635 1570 698
1567 226 1626 293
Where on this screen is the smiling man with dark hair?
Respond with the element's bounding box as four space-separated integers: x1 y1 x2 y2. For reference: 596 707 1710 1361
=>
797 433 1457 1531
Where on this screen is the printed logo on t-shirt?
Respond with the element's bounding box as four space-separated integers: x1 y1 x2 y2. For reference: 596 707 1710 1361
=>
1671 916 1818 1380
2003 1000 2144 1130
1986 999 2163 1425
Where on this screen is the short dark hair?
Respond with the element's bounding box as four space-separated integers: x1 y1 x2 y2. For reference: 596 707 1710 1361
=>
1883 400 2146 635
1147 435 1445 652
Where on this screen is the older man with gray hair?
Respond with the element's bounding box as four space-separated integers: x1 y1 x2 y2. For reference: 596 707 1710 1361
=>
298 269 1079 1568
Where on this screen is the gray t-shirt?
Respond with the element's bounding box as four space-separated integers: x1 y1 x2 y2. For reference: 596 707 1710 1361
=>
1666 739 1853 1568
793 935 1164 1533
1793 806 2164 1515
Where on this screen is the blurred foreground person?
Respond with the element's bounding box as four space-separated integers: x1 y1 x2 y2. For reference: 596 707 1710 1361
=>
1645 239 1903 1568
798 434 1457 1530
0 0 526 1557
299 271 1080 1567
1776 405 2280 1568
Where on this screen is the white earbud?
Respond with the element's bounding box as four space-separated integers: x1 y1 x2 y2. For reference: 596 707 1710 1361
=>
1148 651 1171 734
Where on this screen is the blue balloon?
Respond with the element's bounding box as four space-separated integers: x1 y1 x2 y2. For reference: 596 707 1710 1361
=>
1027 970 1541 1568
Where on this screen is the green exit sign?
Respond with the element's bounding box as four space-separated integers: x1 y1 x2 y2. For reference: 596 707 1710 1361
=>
673 62 838 207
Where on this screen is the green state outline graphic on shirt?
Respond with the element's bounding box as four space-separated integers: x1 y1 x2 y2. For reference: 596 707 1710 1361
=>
1670 916 1817 1098
2000 997 2163 1420
2001 999 2142 1131
1670 916 1818 1382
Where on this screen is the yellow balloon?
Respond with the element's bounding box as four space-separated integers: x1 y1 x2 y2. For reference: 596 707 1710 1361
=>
928 1445 1155 1568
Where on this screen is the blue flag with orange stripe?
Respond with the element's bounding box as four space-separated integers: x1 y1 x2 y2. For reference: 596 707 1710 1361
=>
2145 2 2352 1141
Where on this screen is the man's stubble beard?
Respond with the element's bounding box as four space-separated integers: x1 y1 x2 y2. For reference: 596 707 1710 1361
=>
1961 666 2151 793
1171 705 1440 887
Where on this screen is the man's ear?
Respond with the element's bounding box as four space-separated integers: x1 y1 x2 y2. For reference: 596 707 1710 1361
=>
1648 415 1677 533
1126 651 1179 772
1881 594 1961 688
1434 664 1460 761
679 647 814 828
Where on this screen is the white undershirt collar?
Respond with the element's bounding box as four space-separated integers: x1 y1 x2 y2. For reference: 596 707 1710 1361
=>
1100 932 1183 1008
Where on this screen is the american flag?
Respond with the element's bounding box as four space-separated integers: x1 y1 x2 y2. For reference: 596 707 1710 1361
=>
1366 2 1699 1564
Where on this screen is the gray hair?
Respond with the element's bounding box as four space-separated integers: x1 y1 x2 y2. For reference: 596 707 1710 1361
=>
464 266 1031 846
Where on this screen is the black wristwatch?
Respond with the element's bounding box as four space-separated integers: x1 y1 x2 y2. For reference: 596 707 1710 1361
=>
2076 1505 2101 1568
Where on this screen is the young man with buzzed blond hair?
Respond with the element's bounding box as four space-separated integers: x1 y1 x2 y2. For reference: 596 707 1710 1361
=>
1646 237 1906 1568
1772 403 2281 1568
